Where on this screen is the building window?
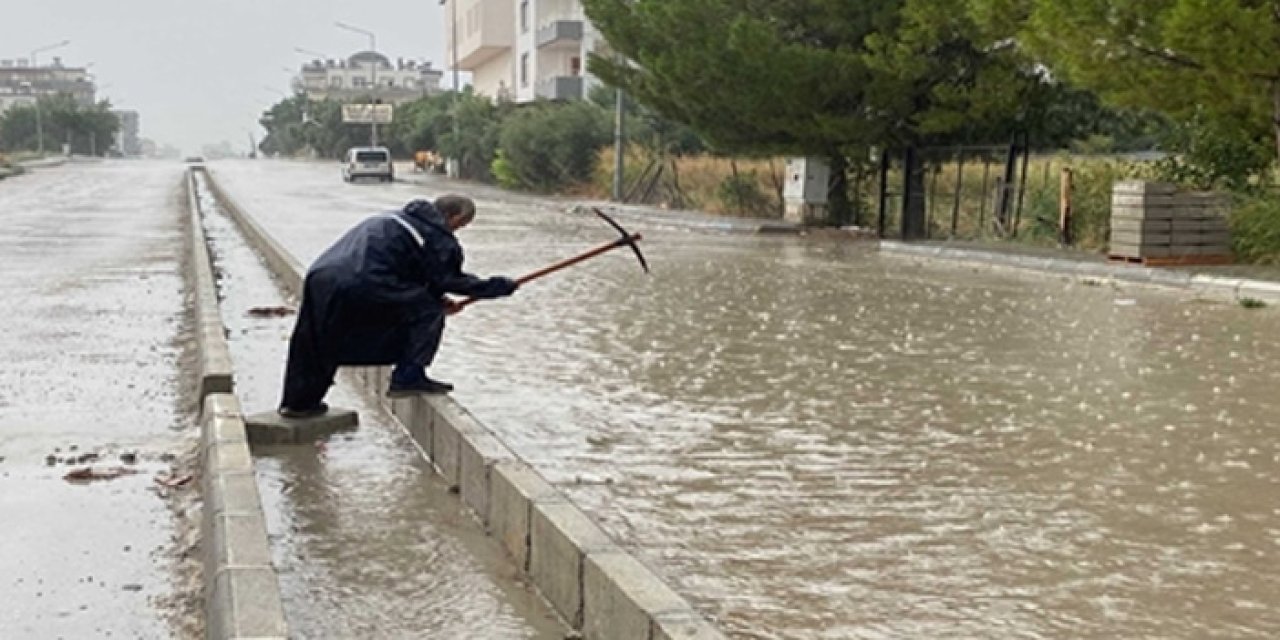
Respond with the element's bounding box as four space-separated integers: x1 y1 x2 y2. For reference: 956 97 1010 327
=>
520 0 529 33
520 53 529 87
330 77 342 88
353 76 368 88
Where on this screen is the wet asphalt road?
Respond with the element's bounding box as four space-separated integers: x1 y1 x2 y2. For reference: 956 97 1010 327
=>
0 161 196 638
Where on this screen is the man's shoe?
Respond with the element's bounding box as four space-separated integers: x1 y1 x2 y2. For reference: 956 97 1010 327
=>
386 378 454 397
277 402 329 419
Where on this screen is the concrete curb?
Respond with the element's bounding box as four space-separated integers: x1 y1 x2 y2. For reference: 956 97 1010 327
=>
201 171 726 639
185 169 289 640
879 241 1280 304
16 156 68 169
186 171 234 402
200 394 288 640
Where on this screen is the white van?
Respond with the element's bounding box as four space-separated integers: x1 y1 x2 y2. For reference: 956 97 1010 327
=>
342 146 394 183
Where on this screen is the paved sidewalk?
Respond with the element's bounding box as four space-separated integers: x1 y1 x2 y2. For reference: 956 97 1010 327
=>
880 240 1280 303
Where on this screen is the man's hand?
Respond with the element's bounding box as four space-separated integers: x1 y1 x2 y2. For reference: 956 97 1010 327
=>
490 276 519 297
443 297 463 315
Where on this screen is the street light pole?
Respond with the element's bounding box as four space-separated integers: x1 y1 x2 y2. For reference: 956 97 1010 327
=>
335 22 378 147
30 39 70 68
440 0 461 178
613 89 625 201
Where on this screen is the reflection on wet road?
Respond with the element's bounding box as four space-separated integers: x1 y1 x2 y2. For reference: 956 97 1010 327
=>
0 162 194 638
213 160 1280 639
194 172 566 639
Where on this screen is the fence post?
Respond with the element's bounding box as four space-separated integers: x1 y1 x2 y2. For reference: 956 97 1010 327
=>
877 150 889 238
1012 132 1031 238
951 149 965 238
996 140 1017 232
1059 167 1073 246
979 155 992 234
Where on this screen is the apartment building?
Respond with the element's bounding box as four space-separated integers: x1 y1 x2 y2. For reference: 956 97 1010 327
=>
113 110 141 156
444 0 606 103
0 57 95 114
294 51 444 105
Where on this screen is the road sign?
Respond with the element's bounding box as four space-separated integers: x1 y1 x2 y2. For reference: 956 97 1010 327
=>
341 104 394 124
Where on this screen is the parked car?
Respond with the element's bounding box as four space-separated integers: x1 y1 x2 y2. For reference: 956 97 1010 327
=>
342 146 394 183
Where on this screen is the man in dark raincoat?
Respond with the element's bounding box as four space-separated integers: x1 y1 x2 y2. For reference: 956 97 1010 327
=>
278 195 517 418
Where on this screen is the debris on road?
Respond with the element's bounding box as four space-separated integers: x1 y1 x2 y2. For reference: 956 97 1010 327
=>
247 306 295 318
154 473 194 488
63 466 141 482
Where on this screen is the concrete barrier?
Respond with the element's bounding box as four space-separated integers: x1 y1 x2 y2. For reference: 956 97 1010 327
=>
200 394 288 640
185 169 289 639
185 171 234 402
201 171 726 639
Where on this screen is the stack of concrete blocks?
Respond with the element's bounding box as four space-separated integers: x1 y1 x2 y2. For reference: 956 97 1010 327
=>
1110 180 1232 260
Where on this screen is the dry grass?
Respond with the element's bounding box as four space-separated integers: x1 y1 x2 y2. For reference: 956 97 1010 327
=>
589 149 1156 250
590 148 786 216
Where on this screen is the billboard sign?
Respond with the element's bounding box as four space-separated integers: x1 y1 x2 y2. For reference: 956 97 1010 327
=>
342 103 394 124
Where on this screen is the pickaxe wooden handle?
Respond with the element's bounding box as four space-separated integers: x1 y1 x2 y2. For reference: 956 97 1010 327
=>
455 208 648 310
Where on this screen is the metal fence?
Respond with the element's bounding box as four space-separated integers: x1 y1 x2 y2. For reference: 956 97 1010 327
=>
874 134 1036 241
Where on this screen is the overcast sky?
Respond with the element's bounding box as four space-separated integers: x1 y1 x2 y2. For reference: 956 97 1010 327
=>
2 0 452 154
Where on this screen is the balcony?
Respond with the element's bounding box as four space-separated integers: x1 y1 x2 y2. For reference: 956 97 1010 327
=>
536 20 584 50
535 75 583 101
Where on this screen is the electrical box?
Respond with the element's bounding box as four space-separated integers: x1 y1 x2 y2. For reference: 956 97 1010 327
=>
783 157 830 204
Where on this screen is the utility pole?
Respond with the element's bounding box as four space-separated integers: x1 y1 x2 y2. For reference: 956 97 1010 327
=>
441 0 461 178
612 89 625 201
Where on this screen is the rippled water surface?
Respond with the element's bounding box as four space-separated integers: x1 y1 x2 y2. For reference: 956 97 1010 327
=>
211 160 1280 639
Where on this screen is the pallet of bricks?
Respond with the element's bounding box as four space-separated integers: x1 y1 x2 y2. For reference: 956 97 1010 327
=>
1108 180 1233 266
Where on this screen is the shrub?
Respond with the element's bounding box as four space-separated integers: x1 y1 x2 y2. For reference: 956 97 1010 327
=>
716 170 772 217
497 101 611 192
1230 193 1280 265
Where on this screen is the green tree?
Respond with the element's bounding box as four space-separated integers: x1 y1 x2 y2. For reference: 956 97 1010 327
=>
582 0 1075 227
496 100 612 191
437 91 507 181
386 93 453 156
999 0 1280 182
0 94 119 155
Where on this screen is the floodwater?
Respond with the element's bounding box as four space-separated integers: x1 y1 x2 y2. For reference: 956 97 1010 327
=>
192 171 568 639
0 162 198 638
211 160 1280 639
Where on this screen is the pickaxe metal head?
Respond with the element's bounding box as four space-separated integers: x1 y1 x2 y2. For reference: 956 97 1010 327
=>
593 207 649 274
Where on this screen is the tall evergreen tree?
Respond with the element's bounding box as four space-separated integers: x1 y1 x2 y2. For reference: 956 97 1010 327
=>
583 0 1068 226
990 0 1280 177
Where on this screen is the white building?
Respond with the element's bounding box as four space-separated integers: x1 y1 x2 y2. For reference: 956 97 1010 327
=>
113 110 141 156
294 51 444 105
0 57 95 114
443 0 606 102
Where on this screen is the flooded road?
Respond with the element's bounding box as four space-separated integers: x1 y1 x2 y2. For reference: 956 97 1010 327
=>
193 171 568 639
212 160 1280 639
0 162 197 638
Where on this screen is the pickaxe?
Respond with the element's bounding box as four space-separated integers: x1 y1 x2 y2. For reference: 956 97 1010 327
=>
454 208 648 310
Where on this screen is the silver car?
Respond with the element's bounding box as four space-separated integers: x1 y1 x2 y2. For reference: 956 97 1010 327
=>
342 146 394 183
